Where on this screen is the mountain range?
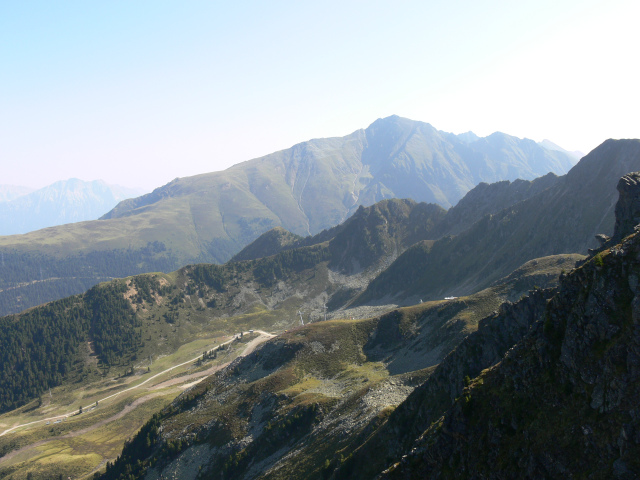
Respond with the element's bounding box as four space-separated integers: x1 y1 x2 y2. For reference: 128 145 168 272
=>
0 179 144 236
65 169 640 480
537 138 584 161
0 133 639 478
0 185 34 203
0 116 577 317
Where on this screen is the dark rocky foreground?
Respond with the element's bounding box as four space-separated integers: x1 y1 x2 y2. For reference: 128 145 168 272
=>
379 173 640 479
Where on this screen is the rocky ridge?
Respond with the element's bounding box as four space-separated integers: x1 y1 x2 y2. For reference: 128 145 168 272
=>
95 250 578 480
380 172 640 479
357 139 640 305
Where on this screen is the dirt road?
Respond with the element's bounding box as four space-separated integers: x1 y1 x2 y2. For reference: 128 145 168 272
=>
0 330 275 438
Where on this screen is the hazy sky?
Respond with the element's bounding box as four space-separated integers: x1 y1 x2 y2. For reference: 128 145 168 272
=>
2 0 638 191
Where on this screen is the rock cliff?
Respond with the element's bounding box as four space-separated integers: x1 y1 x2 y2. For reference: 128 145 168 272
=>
614 172 640 241
381 173 640 479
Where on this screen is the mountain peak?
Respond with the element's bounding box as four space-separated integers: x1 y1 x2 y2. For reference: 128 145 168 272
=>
538 138 584 161
456 131 480 144
0 179 144 236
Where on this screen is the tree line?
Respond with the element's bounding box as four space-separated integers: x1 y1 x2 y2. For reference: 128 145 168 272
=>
0 280 145 413
0 242 179 317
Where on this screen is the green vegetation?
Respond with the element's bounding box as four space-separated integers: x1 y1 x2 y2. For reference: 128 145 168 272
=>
0 331 255 480
0 117 585 317
85 282 141 367
0 242 177 316
0 278 156 414
0 295 87 412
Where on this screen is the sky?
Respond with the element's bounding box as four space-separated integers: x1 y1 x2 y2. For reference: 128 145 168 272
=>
1 0 638 191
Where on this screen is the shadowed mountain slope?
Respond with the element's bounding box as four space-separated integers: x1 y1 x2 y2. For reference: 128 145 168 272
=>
379 173 640 480
358 139 640 305
432 172 560 237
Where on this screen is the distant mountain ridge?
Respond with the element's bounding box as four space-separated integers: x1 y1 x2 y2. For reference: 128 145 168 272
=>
0 185 34 203
0 115 577 316
99 114 576 258
357 139 640 305
0 179 144 236
538 138 584 161
104 116 574 228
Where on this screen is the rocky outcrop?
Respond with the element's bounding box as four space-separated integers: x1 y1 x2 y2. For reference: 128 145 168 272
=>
614 172 640 241
383 197 640 479
590 171 640 256
338 288 554 479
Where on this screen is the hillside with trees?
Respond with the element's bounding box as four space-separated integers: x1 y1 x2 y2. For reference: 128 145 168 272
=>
0 116 575 317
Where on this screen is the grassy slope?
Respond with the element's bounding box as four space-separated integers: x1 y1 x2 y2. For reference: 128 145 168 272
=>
0 334 258 480
93 254 577 480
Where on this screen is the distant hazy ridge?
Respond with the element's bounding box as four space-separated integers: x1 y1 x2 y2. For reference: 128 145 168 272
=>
0 179 143 235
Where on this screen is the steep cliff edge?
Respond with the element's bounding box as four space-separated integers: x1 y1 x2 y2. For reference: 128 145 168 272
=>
382 172 640 479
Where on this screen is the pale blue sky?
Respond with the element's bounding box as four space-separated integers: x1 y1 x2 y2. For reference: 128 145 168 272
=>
1 0 638 190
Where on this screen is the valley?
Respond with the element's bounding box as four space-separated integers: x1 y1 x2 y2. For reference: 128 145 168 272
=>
0 116 577 317
0 138 638 479
0 330 274 479
4 1 637 477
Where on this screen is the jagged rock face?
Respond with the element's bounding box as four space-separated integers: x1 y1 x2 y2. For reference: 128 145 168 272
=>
383 224 640 479
614 172 640 241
